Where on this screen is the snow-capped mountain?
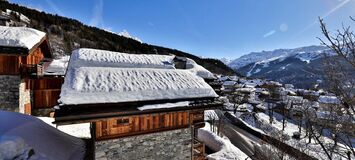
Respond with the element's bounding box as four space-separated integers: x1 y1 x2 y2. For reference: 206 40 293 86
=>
228 45 329 69
118 30 143 43
228 45 337 89
220 57 232 65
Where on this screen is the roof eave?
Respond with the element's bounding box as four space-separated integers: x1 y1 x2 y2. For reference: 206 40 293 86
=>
53 100 222 125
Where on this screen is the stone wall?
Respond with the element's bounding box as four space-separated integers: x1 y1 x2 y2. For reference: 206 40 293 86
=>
19 80 31 113
0 75 21 112
95 128 192 160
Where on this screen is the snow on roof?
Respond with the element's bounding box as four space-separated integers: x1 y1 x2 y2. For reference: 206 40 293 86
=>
70 48 175 69
223 80 236 86
318 95 340 104
204 110 219 120
0 111 85 160
59 48 217 105
60 67 217 105
137 101 189 111
0 26 46 50
186 58 215 79
44 56 70 76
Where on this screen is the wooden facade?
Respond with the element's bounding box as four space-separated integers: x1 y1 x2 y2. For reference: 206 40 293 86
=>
26 77 64 109
0 37 51 76
0 55 20 74
95 111 192 140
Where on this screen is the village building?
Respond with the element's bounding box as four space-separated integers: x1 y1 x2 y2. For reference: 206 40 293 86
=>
52 48 222 160
0 26 52 113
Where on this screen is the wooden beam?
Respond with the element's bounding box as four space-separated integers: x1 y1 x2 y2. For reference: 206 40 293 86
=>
54 101 222 125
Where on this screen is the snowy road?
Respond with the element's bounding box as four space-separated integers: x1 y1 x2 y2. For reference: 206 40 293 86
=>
215 110 263 157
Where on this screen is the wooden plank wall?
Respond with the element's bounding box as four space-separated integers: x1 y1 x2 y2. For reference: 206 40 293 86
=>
26 77 64 109
95 111 190 140
33 90 61 109
0 55 20 74
0 47 45 75
22 47 44 65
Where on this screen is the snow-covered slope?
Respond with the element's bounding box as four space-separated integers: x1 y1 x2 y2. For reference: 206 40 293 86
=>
2 9 30 24
117 30 142 43
228 45 342 89
228 45 329 69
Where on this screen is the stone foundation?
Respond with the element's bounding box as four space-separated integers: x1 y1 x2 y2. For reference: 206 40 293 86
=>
95 128 192 160
19 80 31 113
0 75 21 112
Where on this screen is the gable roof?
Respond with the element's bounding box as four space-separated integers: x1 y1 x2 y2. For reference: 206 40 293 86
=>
58 48 218 105
0 26 46 54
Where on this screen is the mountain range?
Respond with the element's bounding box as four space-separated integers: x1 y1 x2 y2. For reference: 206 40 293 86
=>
226 45 341 89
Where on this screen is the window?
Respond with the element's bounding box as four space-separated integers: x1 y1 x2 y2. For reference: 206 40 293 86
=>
114 118 129 126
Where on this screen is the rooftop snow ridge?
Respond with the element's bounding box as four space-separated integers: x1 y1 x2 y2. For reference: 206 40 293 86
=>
0 26 46 50
70 48 175 69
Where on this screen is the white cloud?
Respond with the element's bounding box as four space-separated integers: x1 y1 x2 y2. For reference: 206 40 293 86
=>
280 23 288 32
118 30 143 43
89 0 104 27
263 30 276 38
45 0 64 16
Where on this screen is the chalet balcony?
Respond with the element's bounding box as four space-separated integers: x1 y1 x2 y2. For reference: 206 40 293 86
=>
20 64 44 77
193 138 205 160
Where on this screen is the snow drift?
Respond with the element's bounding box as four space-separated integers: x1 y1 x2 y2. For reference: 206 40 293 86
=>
0 111 86 160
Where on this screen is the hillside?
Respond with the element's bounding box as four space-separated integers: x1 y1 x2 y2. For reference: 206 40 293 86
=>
0 1 235 75
228 45 355 89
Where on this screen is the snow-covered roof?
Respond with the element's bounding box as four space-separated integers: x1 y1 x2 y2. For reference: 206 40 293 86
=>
44 56 70 76
60 67 217 105
186 58 215 79
318 96 340 104
59 48 217 105
70 48 175 69
0 26 46 50
223 80 236 86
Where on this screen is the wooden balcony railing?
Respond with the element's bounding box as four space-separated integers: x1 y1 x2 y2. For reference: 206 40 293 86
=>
193 138 205 160
20 64 44 77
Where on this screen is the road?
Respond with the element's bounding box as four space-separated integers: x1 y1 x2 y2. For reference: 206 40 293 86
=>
214 110 263 157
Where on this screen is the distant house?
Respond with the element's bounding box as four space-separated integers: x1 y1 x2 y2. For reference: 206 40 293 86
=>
53 48 221 160
0 15 10 26
0 26 63 115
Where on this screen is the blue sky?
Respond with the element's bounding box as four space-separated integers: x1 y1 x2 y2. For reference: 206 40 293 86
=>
10 0 355 59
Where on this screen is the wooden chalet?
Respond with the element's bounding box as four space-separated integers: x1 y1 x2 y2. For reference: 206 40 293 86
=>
53 48 222 160
0 26 64 115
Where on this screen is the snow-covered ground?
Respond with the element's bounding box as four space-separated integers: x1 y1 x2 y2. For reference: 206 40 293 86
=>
236 111 354 159
0 111 86 160
197 122 248 160
37 117 91 139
